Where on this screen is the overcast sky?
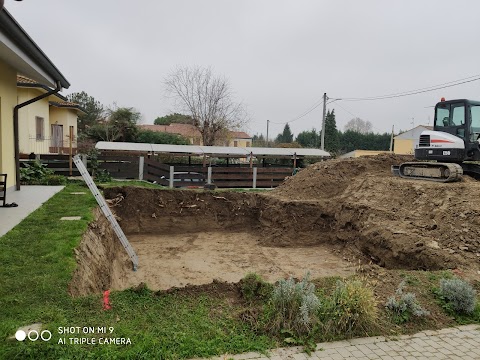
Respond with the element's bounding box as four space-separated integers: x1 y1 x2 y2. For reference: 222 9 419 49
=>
7 0 480 138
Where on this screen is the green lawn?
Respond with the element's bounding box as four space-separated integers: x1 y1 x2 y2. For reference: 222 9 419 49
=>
0 183 273 359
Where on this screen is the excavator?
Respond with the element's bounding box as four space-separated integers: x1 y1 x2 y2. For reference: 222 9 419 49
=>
393 98 480 182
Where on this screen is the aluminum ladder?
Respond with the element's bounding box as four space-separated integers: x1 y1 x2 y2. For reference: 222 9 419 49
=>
73 155 139 270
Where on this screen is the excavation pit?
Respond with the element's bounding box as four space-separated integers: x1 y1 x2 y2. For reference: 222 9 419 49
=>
70 155 480 296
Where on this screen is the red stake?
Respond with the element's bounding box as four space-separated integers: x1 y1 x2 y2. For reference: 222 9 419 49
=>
103 290 111 310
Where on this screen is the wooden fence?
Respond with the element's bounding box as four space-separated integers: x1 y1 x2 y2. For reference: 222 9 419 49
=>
20 154 294 188
20 154 80 176
97 154 139 179
143 158 291 188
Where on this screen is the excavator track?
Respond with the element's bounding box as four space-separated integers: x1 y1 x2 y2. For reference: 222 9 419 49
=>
391 162 463 182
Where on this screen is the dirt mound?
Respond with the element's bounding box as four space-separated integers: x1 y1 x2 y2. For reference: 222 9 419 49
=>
272 154 480 273
275 154 415 200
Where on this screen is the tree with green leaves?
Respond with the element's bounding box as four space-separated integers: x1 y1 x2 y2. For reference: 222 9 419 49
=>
67 91 104 134
153 113 194 125
325 109 339 153
87 106 140 142
135 130 190 145
275 123 294 144
296 128 319 148
338 130 390 153
252 134 267 147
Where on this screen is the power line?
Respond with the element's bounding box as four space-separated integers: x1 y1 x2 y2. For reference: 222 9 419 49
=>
270 99 337 125
269 73 480 131
337 74 480 101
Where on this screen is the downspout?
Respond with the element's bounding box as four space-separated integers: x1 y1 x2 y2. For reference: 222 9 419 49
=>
14 80 62 190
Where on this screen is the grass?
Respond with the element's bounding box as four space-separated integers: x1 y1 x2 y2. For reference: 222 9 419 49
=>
0 183 273 359
97 179 270 192
0 182 479 358
97 180 167 189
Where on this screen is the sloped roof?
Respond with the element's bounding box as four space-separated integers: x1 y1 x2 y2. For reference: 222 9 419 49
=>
229 131 252 139
17 76 85 113
139 124 251 140
17 74 37 85
49 101 86 114
139 124 201 138
0 8 69 88
395 125 433 140
17 75 68 101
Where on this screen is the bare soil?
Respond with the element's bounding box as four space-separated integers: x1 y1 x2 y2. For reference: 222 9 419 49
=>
114 232 356 290
71 154 480 295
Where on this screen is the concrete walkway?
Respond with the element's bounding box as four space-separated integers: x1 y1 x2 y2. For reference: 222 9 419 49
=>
0 186 64 237
196 325 480 360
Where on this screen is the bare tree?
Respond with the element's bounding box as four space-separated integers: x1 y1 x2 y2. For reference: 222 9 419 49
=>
344 117 373 134
164 66 247 146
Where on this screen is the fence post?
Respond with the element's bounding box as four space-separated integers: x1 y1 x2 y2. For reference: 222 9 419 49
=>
207 167 212 184
169 166 174 188
253 167 257 189
139 156 144 180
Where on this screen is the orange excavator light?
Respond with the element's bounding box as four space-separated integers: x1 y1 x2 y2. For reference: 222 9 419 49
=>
441 97 446 102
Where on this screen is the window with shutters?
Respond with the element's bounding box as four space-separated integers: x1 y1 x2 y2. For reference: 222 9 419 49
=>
36 116 44 140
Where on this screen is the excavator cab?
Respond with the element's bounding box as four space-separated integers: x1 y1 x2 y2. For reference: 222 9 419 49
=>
394 99 480 182
414 99 480 163
433 99 480 159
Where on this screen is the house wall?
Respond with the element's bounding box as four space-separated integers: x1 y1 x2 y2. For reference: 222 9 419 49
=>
394 139 414 155
49 107 78 149
228 138 252 147
0 61 17 189
17 87 50 154
191 137 202 145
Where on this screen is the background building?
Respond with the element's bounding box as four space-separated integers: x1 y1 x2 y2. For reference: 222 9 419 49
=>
393 125 432 155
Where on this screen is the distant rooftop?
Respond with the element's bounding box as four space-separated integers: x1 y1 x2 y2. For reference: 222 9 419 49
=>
395 125 433 139
139 124 251 140
230 131 252 139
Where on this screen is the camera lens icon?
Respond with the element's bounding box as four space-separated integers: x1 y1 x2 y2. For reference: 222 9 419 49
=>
15 329 52 342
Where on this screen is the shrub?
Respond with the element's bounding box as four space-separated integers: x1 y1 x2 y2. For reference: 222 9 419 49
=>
321 279 378 337
20 160 54 184
240 273 273 303
43 174 67 185
385 281 430 323
268 274 320 336
438 278 477 314
95 169 112 183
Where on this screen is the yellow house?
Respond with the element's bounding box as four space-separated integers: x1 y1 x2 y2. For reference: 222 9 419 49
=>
139 124 203 145
224 131 252 147
393 125 432 155
0 7 70 190
17 76 84 155
139 124 252 147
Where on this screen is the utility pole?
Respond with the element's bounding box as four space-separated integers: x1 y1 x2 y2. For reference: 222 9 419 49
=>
321 93 327 150
266 120 270 147
389 125 394 152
